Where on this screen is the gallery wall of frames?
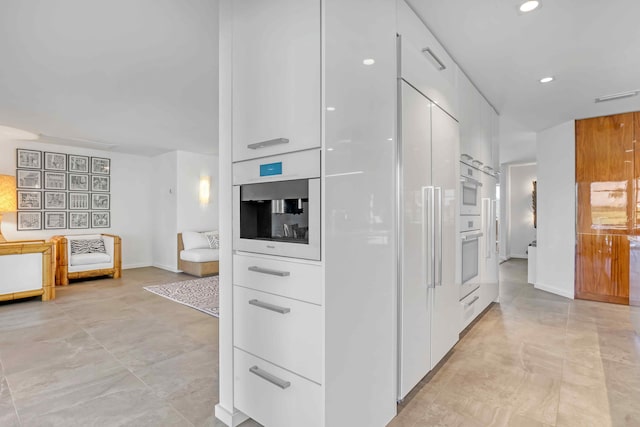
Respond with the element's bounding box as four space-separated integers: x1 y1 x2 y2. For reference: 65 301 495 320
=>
15 149 111 231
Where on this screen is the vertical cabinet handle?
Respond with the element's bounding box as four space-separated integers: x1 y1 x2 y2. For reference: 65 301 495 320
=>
249 366 291 389
422 186 436 289
435 187 443 287
484 198 492 259
248 299 291 314
248 266 291 277
247 138 289 150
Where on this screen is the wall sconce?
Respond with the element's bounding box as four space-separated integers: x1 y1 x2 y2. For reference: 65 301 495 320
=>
199 176 211 205
0 174 17 242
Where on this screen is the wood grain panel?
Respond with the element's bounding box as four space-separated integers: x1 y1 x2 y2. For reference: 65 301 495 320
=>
575 233 630 305
634 112 640 233
576 113 634 235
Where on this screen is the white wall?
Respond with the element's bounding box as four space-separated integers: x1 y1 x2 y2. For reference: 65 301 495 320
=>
499 115 537 164
151 151 178 271
507 163 537 258
535 121 575 299
176 150 219 232
0 140 153 269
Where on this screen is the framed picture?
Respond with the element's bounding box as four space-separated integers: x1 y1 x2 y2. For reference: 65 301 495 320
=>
68 155 89 173
44 172 67 190
44 191 67 210
44 152 67 171
68 174 89 191
91 211 110 228
16 149 42 169
17 191 41 210
16 170 41 189
91 193 110 210
69 212 90 229
91 175 110 192
69 193 89 210
91 157 110 175
44 211 67 230
17 212 42 230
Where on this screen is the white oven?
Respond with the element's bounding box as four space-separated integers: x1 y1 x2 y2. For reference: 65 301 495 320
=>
233 150 321 261
460 162 482 216
460 215 482 300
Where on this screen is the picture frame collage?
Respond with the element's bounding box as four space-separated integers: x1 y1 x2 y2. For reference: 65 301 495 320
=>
16 149 112 231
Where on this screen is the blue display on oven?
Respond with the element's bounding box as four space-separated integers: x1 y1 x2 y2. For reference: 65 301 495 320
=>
260 162 283 177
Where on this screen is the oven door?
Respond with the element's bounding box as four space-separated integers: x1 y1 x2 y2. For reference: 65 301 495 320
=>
460 176 482 216
233 178 321 260
460 230 483 299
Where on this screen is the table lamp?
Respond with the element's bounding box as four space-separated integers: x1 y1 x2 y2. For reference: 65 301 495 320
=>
0 175 17 243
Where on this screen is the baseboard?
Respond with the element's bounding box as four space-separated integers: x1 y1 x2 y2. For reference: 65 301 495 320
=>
122 262 152 270
534 282 575 299
152 263 181 273
215 404 249 427
509 253 528 259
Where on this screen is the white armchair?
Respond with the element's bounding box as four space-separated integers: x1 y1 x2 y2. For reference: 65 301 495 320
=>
0 240 55 301
51 234 121 285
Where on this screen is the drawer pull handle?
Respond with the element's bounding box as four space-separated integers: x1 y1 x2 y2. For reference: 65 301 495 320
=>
248 266 290 277
247 138 289 150
421 47 447 71
249 365 291 389
249 299 291 314
465 296 480 308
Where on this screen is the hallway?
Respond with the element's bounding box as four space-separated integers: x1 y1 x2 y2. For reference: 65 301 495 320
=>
390 259 640 426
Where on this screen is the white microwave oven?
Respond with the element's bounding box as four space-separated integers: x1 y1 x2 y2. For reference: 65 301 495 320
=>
232 150 321 261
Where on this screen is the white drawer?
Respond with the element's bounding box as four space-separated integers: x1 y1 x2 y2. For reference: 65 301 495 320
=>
233 253 322 304
234 286 322 383
460 287 481 331
234 348 322 427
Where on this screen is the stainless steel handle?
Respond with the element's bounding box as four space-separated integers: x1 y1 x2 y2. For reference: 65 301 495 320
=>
247 138 290 150
461 232 484 241
248 299 291 314
492 199 498 254
461 176 483 187
249 366 291 389
465 296 480 308
421 47 446 71
248 266 291 277
423 186 436 289
484 198 491 259
435 187 443 287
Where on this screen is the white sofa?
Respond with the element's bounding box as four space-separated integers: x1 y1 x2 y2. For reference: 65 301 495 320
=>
178 231 219 277
51 234 121 285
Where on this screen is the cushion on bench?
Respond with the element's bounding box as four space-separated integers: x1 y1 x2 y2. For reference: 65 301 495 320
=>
180 249 219 263
70 252 112 266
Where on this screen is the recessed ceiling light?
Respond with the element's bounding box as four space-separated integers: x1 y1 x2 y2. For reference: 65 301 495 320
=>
0 125 38 141
539 76 554 83
327 148 335 151
362 58 375 66
326 107 336 111
519 0 540 13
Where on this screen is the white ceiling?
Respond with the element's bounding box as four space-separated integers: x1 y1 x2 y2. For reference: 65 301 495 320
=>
0 0 218 156
407 0 640 134
3 1 640 158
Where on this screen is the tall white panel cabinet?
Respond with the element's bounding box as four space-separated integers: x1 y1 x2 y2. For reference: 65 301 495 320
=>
220 0 397 426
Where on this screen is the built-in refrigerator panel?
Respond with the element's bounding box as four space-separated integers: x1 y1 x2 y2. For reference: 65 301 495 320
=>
398 80 433 399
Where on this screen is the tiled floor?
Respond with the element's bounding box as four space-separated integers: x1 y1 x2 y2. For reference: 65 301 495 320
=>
390 259 640 427
1 261 639 426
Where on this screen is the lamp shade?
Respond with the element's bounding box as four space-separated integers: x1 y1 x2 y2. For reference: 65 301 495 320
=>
0 175 17 212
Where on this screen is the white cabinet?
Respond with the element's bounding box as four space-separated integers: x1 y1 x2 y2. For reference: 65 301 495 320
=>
232 0 321 162
397 0 457 119
460 287 481 331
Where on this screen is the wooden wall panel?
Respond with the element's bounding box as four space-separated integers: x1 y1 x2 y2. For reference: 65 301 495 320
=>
575 233 630 304
575 112 635 304
576 113 634 235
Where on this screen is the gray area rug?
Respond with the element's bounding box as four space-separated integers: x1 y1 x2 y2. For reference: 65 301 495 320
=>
144 276 219 317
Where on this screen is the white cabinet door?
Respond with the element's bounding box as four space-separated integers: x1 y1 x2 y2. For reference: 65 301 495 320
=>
232 0 321 162
457 70 482 162
430 105 460 368
398 81 433 400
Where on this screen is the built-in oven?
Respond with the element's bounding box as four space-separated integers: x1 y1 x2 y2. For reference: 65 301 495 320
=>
233 150 320 261
460 162 482 216
460 215 482 300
